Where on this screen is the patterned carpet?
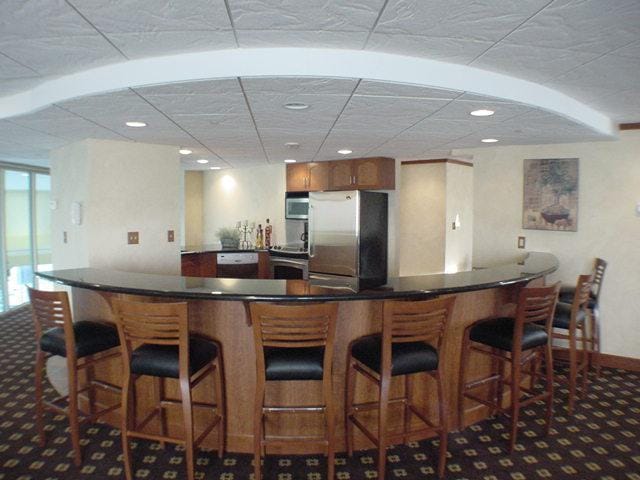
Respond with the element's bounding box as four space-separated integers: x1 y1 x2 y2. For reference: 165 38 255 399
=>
1 306 639 480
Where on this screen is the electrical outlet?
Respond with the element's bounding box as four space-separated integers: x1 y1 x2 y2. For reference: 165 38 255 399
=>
517 236 526 249
63 231 68 244
168 230 175 242
127 231 139 245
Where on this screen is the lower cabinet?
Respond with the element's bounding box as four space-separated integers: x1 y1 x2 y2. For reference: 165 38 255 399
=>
181 251 271 279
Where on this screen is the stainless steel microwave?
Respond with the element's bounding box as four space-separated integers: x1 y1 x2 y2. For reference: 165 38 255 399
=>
285 193 309 220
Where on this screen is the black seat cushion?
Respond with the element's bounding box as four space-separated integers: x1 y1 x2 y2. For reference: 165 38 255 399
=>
552 302 586 330
131 337 218 379
351 335 438 376
40 320 119 358
558 286 597 310
470 317 548 351
264 347 325 381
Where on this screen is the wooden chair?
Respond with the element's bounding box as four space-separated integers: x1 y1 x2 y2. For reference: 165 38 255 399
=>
249 302 338 480
559 258 607 376
29 287 121 466
346 296 456 479
112 299 225 480
459 283 559 452
551 274 592 414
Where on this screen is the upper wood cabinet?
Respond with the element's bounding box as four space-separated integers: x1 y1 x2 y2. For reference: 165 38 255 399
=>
287 157 395 192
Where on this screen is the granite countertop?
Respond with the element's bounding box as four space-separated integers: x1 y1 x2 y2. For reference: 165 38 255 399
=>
36 252 558 302
181 244 268 254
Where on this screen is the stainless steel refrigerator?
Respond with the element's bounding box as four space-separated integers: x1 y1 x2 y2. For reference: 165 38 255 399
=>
308 191 388 287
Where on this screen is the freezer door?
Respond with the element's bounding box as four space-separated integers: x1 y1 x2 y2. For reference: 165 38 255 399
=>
309 191 359 277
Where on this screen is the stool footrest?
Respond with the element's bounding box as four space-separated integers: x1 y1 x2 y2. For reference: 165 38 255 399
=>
464 373 502 390
194 414 222 448
263 405 325 413
352 397 407 412
127 430 185 445
262 436 328 447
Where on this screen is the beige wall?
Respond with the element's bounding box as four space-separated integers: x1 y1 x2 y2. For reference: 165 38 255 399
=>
184 171 203 246
445 162 474 273
202 164 287 246
51 139 181 275
456 130 640 359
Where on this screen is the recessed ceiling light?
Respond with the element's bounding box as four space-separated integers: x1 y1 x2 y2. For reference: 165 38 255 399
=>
337 149 352 155
179 148 192 155
284 159 297 163
481 138 499 143
284 102 309 110
470 109 495 117
196 159 209 164
210 166 221 170
285 142 300 148
125 121 146 127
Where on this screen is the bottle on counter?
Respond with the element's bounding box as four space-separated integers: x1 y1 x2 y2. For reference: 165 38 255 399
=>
264 218 272 248
256 224 264 249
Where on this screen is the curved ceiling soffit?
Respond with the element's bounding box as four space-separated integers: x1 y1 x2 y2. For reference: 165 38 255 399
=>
0 48 615 136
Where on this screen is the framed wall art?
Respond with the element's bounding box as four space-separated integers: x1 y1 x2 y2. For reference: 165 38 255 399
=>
523 158 579 231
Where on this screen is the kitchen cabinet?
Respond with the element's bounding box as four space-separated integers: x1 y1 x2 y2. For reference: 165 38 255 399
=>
286 162 330 192
180 251 270 278
328 161 353 190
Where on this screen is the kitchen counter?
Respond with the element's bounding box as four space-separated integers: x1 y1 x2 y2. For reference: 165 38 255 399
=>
181 244 268 254
38 252 557 302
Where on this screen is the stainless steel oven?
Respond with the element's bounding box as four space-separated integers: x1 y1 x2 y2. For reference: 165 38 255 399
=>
270 255 309 280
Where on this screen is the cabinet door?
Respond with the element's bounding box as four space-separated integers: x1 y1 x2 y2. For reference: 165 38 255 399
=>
328 160 354 190
286 163 309 192
181 253 201 277
354 157 395 190
307 162 330 191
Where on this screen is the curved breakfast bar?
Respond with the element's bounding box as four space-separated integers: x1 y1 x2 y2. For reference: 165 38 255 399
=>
37 252 558 454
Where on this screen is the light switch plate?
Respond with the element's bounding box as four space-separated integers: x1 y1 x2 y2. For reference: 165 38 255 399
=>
127 232 139 245
517 236 526 249
636 202 640 217
168 230 175 242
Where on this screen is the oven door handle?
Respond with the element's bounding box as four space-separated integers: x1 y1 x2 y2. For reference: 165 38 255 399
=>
270 258 308 267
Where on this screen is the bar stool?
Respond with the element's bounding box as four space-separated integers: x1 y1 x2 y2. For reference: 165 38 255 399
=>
458 283 559 452
551 274 593 415
29 287 121 466
112 299 225 480
249 302 338 480
559 258 607 377
346 296 456 480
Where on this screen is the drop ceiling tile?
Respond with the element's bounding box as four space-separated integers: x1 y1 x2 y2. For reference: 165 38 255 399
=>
143 93 248 116
0 35 123 75
174 114 256 138
0 53 38 79
365 33 493 64
590 88 640 123
242 77 358 95
235 29 368 49
229 0 385 31
0 77 42 95
375 0 550 42
68 0 232 33
135 79 240 96
355 80 460 99
612 40 640 59
0 120 68 149
107 30 237 59
0 139 50 160
505 0 640 54
472 43 601 83
0 0 97 40
404 118 483 137
429 99 532 122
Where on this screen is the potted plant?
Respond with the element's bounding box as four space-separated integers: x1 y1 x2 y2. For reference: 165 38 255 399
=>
217 227 240 249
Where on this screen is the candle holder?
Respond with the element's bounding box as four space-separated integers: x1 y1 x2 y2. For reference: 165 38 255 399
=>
237 221 254 250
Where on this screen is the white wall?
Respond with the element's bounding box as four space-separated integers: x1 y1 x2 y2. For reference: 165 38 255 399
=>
184 171 203 246
51 139 181 275
445 162 474 273
456 130 640 359
202 164 287 246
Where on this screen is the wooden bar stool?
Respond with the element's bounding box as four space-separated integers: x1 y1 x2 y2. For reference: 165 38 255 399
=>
29 287 121 466
249 302 338 480
551 274 593 415
345 296 456 480
458 283 559 452
112 299 225 480
559 258 607 377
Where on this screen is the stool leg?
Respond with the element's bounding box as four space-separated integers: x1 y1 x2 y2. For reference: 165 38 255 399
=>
591 310 602 378
580 324 589 397
180 376 195 480
86 362 95 418
568 331 577 415
156 377 167 449
67 356 82 467
345 356 356 457
404 374 413 444
121 374 134 480
529 351 541 390
435 370 448 479
253 377 265 480
543 343 554 436
214 357 226 459
508 356 522 453
457 327 471 428
323 371 335 480
34 349 46 447
377 373 391 480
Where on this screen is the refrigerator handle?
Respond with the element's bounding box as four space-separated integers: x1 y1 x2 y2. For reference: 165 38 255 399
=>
308 203 315 258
